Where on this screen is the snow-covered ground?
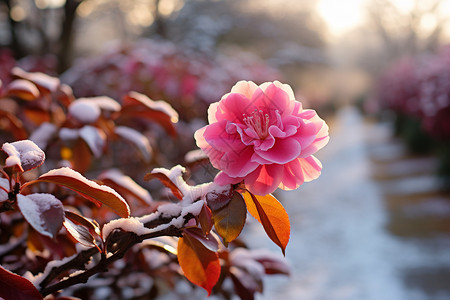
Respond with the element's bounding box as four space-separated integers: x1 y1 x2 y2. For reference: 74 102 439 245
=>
243 107 450 300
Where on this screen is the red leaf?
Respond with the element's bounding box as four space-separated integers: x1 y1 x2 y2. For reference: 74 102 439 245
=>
198 203 213 235
0 111 27 140
99 169 152 205
63 218 98 249
241 191 290 255
17 193 64 238
2 140 45 172
12 67 60 94
177 234 220 295
144 172 183 200
64 210 100 236
211 192 247 245
114 126 152 163
0 265 43 300
121 91 178 137
5 79 40 101
33 167 130 218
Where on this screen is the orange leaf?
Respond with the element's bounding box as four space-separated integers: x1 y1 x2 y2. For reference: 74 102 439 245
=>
212 192 247 245
33 167 130 218
177 234 220 295
241 191 290 255
5 79 40 101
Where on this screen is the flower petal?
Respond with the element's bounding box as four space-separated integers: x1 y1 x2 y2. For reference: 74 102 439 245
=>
244 164 283 196
230 80 259 100
299 156 322 182
254 138 301 164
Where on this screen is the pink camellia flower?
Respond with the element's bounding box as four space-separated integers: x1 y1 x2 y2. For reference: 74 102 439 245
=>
194 80 329 196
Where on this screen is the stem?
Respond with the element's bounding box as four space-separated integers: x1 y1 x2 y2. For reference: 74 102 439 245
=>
40 225 182 297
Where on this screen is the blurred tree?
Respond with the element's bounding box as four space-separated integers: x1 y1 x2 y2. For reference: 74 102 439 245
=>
362 0 449 73
0 0 84 72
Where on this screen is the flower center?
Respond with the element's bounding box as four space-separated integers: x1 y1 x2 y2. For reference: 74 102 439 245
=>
243 109 270 139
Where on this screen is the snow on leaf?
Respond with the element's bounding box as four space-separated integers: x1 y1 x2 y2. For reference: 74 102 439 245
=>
78 96 121 112
114 126 152 163
0 265 43 300
241 191 290 255
121 91 178 137
68 99 101 124
12 67 60 93
5 79 40 101
0 178 9 202
99 169 152 205
79 125 106 158
2 140 45 172
29 122 58 150
144 168 184 200
17 193 64 238
177 233 220 295
35 167 130 218
102 217 152 240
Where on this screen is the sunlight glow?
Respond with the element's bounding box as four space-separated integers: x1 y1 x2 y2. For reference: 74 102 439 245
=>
317 0 365 36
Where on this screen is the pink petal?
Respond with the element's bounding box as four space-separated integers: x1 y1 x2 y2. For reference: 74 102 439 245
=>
299 156 322 182
244 164 283 196
254 138 301 164
215 93 252 124
214 171 243 185
230 81 259 100
278 159 305 191
204 121 245 153
219 147 259 177
250 83 291 114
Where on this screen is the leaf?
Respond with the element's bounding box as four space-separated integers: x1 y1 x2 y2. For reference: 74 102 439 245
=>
184 227 219 252
212 192 247 245
241 191 290 255
99 169 152 205
177 234 220 295
17 193 64 238
33 167 130 218
198 203 213 234
144 172 183 200
23 108 51 125
79 125 106 158
5 79 40 101
0 265 43 300
64 210 100 236
0 111 28 140
114 126 152 163
12 67 60 93
63 218 98 249
121 91 178 137
205 185 233 211
2 140 45 172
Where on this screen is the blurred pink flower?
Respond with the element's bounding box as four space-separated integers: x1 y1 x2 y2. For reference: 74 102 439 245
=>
195 80 329 195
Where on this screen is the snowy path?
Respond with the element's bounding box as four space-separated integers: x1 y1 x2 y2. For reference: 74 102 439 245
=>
242 107 450 300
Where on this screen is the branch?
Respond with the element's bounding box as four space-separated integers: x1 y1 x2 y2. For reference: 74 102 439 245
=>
40 224 182 297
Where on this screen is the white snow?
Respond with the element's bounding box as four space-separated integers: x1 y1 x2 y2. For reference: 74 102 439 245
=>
79 125 106 158
29 122 58 150
2 140 45 171
17 193 64 238
99 169 152 204
102 217 153 240
184 149 208 163
39 167 129 214
127 91 179 123
68 99 101 124
0 177 9 201
59 127 80 141
78 96 121 112
114 126 152 162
